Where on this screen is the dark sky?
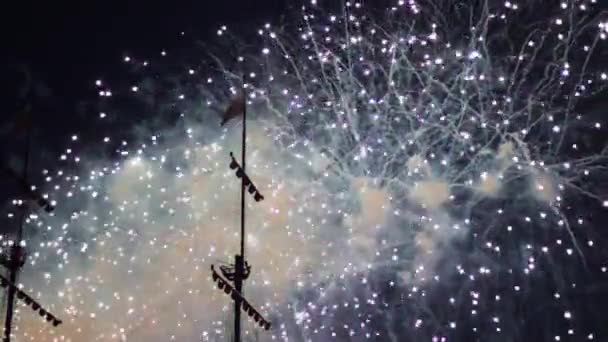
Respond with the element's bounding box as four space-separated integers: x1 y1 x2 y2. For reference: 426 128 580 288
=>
2 0 290 109
0 0 295 222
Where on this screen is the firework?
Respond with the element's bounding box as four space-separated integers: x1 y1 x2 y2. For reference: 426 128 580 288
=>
5 0 608 341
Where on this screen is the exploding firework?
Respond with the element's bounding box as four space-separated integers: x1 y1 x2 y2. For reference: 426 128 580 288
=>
4 0 608 341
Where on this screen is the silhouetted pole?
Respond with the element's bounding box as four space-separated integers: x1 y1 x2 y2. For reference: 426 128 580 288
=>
234 85 247 342
3 127 32 341
3 120 32 342
214 85 270 341
233 254 243 342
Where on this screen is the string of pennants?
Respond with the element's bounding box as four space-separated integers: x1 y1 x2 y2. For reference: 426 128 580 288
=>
210 265 271 330
0 274 62 327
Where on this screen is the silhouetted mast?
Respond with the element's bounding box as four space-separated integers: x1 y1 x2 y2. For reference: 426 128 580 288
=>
1 107 62 342
212 84 270 342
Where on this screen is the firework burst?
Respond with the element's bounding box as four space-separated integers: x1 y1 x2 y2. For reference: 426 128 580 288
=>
4 0 608 341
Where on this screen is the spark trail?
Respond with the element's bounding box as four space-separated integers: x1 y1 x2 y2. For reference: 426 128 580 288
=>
3 0 608 341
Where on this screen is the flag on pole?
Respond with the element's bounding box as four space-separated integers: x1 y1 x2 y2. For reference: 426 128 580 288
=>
220 91 245 126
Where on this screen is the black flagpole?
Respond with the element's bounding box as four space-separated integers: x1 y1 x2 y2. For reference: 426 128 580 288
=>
4 117 33 342
234 84 247 342
213 83 270 340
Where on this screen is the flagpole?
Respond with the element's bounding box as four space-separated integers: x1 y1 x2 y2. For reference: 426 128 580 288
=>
241 85 247 261
214 83 270 340
234 84 246 342
4 113 33 342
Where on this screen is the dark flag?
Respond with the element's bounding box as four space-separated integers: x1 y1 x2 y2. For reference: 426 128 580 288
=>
220 91 245 126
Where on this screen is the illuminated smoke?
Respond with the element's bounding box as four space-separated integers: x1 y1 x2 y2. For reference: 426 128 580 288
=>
6 0 608 341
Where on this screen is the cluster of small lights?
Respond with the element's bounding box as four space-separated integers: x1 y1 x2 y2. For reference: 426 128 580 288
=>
3 0 607 341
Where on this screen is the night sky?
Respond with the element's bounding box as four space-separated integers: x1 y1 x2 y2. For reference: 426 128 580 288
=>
2 0 290 136
0 0 294 209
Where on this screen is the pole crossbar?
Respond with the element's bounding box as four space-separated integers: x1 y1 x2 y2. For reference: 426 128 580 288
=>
210 266 271 330
0 275 62 328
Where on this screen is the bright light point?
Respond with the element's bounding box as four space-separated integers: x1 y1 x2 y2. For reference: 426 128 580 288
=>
14 3 608 341
468 51 481 59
